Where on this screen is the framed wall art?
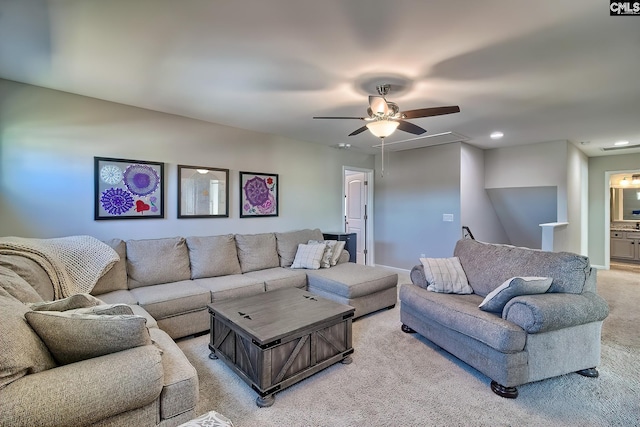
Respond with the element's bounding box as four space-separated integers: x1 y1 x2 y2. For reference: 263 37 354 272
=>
178 165 229 218
239 171 279 218
94 157 164 220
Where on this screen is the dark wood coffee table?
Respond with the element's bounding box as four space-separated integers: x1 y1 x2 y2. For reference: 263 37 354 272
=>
208 287 355 407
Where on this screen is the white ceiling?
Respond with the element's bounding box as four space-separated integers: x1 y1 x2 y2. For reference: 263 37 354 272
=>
1 0 639 156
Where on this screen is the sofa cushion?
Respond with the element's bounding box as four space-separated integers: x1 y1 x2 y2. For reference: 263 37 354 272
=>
454 239 591 296
244 267 308 291
291 243 326 270
29 293 103 312
275 229 324 267
92 238 128 295
479 277 553 313
0 266 43 303
399 284 527 352
235 233 280 273
130 280 210 320
25 310 151 365
0 289 56 388
306 263 397 299
126 237 191 288
194 275 265 301
420 257 473 294
0 255 54 301
186 235 242 278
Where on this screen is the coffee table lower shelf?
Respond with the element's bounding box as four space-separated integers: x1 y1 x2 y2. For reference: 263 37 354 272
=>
208 306 354 407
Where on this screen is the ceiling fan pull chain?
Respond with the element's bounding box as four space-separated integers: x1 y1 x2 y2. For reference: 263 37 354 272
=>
381 137 385 178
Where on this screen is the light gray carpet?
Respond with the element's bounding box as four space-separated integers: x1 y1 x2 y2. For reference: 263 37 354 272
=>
177 269 640 426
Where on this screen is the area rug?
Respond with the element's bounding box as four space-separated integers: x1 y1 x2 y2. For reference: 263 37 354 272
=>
177 269 640 426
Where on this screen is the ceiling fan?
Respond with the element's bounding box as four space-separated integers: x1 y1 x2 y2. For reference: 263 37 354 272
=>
313 84 460 138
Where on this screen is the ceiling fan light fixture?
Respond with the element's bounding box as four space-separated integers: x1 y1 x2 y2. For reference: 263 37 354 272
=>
366 120 399 138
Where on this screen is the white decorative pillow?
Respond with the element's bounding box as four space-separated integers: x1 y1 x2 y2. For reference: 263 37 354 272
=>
479 276 553 313
25 311 151 365
330 241 346 266
291 243 326 270
308 240 337 268
420 257 473 294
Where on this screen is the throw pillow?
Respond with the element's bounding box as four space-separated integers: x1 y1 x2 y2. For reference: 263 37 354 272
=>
0 265 44 303
291 243 326 270
308 240 337 268
66 304 134 316
479 276 553 313
330 241 346 266
28 293 103 312
420 257 473 294
0 289 57 389
25 310 151 365
275 229 324 267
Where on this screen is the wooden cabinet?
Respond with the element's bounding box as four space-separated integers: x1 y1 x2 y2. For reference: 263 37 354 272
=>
323 232 357 263
611 231 640 261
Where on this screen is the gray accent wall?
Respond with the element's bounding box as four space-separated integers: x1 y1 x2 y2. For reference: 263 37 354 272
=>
460 143 508 244
373 143 462 269
0 79 374 240
486 187 557 249
484 140 586 254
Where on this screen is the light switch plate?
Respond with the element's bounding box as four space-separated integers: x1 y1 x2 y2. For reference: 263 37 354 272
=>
443 214 454 222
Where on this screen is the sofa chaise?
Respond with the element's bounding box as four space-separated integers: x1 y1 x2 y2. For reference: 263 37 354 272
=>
400 238 609 398
1 228 398 426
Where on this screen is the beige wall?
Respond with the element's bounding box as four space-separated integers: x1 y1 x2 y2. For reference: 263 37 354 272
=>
0 79 374 240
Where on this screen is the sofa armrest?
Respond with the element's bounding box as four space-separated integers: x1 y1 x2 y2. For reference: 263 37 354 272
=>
0 345 163 427
503 292 609 334
410 264 428 289
336 249 350 264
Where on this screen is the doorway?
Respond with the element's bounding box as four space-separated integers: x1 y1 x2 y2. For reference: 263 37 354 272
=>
606 169 640 270
343 167 374 265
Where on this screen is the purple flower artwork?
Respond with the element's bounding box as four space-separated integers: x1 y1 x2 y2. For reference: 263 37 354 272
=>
100 187 134 215
240 172 278 217
123 164 160 196
95 157 164 220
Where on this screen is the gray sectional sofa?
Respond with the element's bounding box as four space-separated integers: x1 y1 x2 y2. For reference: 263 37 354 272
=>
1 228 398 426
400 238 610 398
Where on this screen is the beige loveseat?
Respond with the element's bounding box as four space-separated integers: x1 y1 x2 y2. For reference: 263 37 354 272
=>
1 228 397 426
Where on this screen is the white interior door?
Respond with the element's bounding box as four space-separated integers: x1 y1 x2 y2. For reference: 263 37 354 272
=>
345 172 367 264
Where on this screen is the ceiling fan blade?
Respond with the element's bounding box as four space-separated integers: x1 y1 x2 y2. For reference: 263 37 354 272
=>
369 96 389 116
348 126 369 136
401 106 460 119
397 120 427 135
313 116 366 120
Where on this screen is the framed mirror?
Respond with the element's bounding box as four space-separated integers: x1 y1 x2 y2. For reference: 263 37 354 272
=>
178 165 229 218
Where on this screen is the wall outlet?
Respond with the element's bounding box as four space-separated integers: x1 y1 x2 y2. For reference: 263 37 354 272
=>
443 213 454 222
420 253 426 258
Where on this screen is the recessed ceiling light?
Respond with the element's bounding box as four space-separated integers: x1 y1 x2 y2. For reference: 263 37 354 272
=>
490 131 504 140
614 140 630 146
